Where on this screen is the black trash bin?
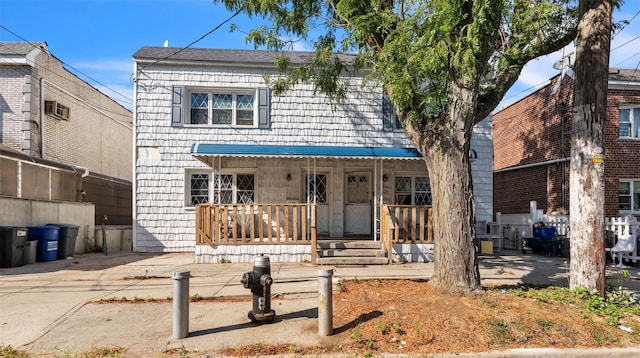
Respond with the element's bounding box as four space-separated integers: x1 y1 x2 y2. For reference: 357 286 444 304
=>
560 236 570 259
0 226 28 268
23 239 37 264
47 224 80 259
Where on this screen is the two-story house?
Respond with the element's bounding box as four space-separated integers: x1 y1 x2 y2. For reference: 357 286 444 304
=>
132 47 494 263
493 69 640 220
0 42 133 236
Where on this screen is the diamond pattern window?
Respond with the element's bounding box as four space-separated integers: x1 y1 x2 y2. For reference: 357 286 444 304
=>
305 174 327 203
190 93 209 124
236 174 255 204
187 90 255 126
394 176 431 205
346 175 369 204
212 174 255 204
189 173 210 205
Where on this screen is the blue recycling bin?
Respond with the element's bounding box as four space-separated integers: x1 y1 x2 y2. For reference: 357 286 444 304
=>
27 226 59 262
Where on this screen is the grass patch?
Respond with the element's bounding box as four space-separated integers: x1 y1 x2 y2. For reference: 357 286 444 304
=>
0 344 30 358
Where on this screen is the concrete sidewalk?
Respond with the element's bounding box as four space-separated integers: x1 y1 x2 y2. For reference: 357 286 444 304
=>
1 251 639 357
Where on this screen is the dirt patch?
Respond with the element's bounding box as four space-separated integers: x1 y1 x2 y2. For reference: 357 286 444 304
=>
222 279 640 356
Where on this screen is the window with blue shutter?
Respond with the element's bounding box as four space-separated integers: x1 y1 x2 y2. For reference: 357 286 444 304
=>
383 94 401 131
171 86 183 126
175 87 270 128
258 87 270 129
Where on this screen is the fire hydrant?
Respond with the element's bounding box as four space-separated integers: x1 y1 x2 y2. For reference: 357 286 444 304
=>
241 256 275 323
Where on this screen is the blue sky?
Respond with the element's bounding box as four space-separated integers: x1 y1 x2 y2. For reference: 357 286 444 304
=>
1 0 640 112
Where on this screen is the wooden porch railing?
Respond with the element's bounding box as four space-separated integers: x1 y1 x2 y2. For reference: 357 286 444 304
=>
195 203 318 262
380 204 434 264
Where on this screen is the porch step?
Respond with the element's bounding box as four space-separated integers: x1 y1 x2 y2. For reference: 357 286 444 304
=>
316 240 388 265
316 256 390 265
316 241 382 250
319 248 385 257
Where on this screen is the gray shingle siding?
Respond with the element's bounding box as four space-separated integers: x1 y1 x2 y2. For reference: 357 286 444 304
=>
133 47 494 252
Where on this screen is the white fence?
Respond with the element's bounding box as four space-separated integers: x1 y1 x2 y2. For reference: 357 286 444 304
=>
493 201 639 263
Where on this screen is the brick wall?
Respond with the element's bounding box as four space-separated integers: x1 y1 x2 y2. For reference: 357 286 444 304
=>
0 66 30 151
604 88 640 216
29 48 132 180
493 75 640 217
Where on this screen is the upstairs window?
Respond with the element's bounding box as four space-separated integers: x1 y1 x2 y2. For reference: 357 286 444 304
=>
619 107 640 139
382 94 402 131
189 91 256 127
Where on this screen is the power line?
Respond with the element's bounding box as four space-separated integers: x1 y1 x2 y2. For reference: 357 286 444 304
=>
0 46 132 118
611 34 640 52
613 10 640 40
139 9 242 71
0 24 133 105
0 44 133 115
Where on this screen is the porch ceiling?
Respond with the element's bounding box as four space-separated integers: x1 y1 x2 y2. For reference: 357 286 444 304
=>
191 144 423 165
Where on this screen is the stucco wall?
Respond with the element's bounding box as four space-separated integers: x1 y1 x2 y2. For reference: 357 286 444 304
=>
0 196 95 255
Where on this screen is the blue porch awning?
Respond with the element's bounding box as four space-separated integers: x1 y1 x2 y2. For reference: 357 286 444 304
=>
191 143 423 162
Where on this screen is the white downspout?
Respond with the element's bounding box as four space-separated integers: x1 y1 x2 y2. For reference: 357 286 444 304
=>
40 77 45 158
132 61 138 252
73 165 90 178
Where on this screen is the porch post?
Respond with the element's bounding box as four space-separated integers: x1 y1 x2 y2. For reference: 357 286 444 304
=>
374 159 378 241
216 156 222 204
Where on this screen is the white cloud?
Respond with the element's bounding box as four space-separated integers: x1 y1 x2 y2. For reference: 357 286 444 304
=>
290 40 309 52
93 83 134 111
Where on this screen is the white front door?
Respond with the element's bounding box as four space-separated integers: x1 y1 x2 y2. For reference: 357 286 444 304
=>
344 173 372 235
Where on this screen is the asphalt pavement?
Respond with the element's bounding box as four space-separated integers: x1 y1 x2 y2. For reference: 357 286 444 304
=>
1 250 640 357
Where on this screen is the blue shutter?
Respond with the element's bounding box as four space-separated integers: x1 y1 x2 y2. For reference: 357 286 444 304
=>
383 94 394 131
258 87 270 128
171 86 183 126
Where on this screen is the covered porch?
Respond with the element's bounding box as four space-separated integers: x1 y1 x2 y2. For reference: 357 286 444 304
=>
190 143 436 263
194 202 434 264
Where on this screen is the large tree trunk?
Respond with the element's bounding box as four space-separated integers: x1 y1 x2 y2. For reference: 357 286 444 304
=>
569 0 611 295
414 84 481 294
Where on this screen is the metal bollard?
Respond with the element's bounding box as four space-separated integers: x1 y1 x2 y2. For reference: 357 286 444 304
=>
172 269 190 339
318 269 333 336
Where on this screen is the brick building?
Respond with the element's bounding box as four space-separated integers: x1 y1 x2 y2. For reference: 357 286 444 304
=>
493 69 640 219
0 42 133 224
